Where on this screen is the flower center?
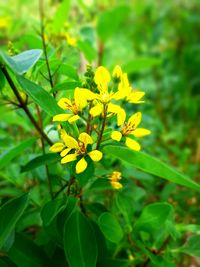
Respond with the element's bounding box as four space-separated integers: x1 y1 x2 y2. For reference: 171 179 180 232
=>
121 122 135 136
76 142 86 155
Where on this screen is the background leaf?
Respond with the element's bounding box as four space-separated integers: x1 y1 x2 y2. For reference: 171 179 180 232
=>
0 138 36 170
0 193 29 249
21 153 60 173
8 233 50 267
98 212 123 243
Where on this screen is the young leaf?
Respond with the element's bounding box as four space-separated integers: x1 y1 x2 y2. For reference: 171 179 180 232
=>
0 193 29 248
0 50 42 75
64 209 97 267
103 145 200 192
21 153 60 173
98 212 123 243
0 138 36 170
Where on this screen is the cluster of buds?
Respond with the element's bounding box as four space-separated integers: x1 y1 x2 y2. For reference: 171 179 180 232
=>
49 65 151 177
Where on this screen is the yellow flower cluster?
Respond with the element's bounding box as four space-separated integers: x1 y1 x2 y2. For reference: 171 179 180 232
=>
49 65 151 173
108 171 123 189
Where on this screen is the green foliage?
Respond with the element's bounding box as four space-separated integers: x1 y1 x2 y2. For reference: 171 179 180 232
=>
104 145 200 191
0 193 29 249
0 0 199 266
0 50 42 74
64 209 98 267
98 212 123 243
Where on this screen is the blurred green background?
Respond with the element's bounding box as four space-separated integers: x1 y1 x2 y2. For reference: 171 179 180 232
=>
0 0 200 227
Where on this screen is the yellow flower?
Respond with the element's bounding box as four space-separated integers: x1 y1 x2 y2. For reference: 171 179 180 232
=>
49 130 103 174
111 112 151 151
0 17 9 29
85 66 126 125
53 88 90 123
66 33 77 47
108 171 123 189
114 71 145 104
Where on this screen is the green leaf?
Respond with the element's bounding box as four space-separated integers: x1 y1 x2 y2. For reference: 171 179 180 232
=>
134 202 173 233
51 81 81 93
8 233 50 267
64 209 97 267
77 40 97 62
97 6 130 41
16 75 63 116
21 153 60 173
103 145 200 192
98 212 123 243
176 235 200 259
123 57 162 73
0 50 42 75
0 138 36 170
0 193 29 249
58 64 79 81
41 198 65 226
53 0 71 33
0 69 5 91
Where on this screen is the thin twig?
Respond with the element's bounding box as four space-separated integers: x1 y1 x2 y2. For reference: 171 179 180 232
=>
0 64 53 145
39 0 55 95
96 104 107 149
53 181 69 199
36 104 53 199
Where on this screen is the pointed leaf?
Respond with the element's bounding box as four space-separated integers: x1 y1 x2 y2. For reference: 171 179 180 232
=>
103 145 200 192
0 193 29 248
64 209 97 267
0 50 42 75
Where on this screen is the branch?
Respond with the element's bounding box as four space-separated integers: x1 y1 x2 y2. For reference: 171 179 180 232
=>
0 64 53 146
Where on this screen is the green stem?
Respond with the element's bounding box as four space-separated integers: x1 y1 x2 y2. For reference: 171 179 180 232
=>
96 104 107 150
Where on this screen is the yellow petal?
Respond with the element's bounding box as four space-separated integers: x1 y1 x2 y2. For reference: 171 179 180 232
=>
112 65 122 78
90 103 103 117
128 91 145 104
49 142 65 153
74 88 86 110
88 150 103 162
61 153 77 164
118 73 131 95
62 134 79 149
68 115 80 124
60 148 71 157
76 157 87 174
111 131 122 142
53 114 72 122
57 98 72 110
112 90 126 100
117 108 126 126
94 66 111 92
128 112 142 128
131 128 151 137
78 132 93 146
125 138 141 151
110 181 123 190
